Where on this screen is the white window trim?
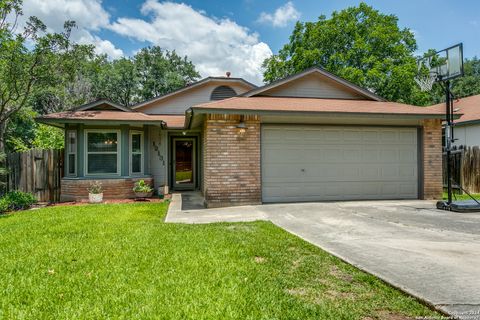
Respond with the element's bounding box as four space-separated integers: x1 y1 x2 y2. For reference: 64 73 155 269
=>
84 129 121 176
129 130 144 176
66 130 77 177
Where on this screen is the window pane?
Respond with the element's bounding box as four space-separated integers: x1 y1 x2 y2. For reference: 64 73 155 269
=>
131 134 141 153
132 154 142 173
68 131 76 153
68 154 75 174
88 154 117 174
88 132 118 152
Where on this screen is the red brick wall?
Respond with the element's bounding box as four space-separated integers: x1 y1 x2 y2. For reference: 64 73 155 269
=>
203 114 261 208
61 177 154 202
422 119 443 199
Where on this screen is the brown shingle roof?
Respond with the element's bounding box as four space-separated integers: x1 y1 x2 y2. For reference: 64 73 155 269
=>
37 111 185 128
193 97 449 116
431 94 480 124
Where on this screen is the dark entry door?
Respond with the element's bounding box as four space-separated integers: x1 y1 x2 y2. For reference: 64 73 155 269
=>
173 138 195 190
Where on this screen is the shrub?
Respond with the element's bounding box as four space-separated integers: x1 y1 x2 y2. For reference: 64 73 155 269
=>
0 191 37 214
133 180 153 193
87 181 103 194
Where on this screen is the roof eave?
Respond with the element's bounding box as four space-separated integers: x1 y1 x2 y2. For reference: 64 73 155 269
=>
191 107 452 120
36 117 164 126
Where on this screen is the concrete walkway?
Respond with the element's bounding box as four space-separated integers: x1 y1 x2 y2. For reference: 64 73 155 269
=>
166 194 480 320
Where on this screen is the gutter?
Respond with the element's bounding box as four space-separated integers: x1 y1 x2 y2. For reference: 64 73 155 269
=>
190 107 458 120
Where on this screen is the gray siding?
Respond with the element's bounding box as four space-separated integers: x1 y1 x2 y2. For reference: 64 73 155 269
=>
452 124 480 147
138 82 251 115
260 73 365 100
148 126 169 189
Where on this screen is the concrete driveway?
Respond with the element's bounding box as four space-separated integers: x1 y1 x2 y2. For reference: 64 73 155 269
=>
166 196 480 319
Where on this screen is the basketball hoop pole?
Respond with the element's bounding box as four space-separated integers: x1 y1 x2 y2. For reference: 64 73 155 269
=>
445 80 453 205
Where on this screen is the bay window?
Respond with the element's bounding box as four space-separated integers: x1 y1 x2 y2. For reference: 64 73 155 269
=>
85 130 120 175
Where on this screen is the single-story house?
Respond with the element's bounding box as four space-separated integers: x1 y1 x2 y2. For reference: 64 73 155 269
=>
432 94 480 148
38 67 452 207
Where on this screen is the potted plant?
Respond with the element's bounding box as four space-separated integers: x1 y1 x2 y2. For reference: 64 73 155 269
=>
133 180 153 199
87 181 103 203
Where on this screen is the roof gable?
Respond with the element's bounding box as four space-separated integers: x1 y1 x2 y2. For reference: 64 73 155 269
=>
74 99 131 112
243 67 385 101
132 77 257 110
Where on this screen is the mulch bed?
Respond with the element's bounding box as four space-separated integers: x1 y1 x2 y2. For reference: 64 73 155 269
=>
34 194 172 208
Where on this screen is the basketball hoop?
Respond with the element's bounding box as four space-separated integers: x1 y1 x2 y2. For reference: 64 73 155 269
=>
414 58 437 91
414 72 436 91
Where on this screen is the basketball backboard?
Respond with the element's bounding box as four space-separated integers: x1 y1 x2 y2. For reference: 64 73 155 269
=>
416 43 464 88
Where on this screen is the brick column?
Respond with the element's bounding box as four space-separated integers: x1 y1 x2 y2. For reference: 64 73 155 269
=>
422 119 443 199
203 114 261 208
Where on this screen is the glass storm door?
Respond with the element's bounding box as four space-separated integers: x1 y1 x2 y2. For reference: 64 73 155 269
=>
173 138 195 190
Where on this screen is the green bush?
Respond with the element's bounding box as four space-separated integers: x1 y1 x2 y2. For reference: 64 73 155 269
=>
133 180 153 193
0 191 37 214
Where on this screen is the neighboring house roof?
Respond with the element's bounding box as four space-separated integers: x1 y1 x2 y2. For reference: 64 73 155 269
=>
241 67 385 102
73 99 132 112
431 94 480 125
131 76 257 110
37 111 185 129
191 96 452 118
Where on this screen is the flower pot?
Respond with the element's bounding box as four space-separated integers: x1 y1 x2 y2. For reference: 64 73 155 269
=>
134 191 153 199
157 186 168 199
89 193 103 203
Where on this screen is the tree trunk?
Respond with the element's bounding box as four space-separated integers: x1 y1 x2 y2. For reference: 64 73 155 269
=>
0 120 6 153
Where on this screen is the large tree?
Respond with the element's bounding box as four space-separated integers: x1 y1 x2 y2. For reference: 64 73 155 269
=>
0 0 77 151
262 3 426 105
134 46 199 102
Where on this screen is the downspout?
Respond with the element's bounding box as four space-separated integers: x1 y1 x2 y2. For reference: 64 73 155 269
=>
184 108 193 130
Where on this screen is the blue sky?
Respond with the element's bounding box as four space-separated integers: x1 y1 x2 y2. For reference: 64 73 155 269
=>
21 0 480 83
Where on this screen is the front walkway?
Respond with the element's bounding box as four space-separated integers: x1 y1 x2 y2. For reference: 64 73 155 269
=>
166 194 480 320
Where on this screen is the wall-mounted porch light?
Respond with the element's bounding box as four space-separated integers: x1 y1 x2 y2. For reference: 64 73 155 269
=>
236 116 247 135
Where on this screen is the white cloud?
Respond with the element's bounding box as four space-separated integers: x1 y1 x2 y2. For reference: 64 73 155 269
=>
258 2 300 28
77 31 124 58
14 0 123 59
109 0 272 84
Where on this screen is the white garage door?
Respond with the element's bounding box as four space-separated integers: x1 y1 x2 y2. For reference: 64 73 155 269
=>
262 125 419 203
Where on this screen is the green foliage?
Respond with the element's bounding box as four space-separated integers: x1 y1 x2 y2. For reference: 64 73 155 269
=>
6 109 63 151
134 47 199 102
133 179 153 193
87 181 103 194
91 47 200 106
262 2 427 105
32 124 64 150
0 203 438 318
0 190 37 213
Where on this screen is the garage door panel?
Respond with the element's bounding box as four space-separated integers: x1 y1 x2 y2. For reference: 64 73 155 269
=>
262 125 418 202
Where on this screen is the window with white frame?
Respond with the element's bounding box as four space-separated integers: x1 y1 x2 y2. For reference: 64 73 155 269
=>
130 131 143 174
66 130 77 176
85 130 120 175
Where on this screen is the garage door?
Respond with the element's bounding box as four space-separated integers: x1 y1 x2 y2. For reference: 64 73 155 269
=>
261 125 419 203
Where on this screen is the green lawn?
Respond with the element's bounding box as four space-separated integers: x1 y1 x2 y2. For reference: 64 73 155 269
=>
443 191 480 200
0 203 439 319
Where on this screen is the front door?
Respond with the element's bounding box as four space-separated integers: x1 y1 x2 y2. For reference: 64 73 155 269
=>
173 138 195 190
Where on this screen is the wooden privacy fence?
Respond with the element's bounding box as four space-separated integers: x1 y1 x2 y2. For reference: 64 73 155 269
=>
443 146 480 194
6 149 63 202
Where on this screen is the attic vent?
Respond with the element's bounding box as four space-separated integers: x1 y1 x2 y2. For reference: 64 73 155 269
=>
210 86 237 101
